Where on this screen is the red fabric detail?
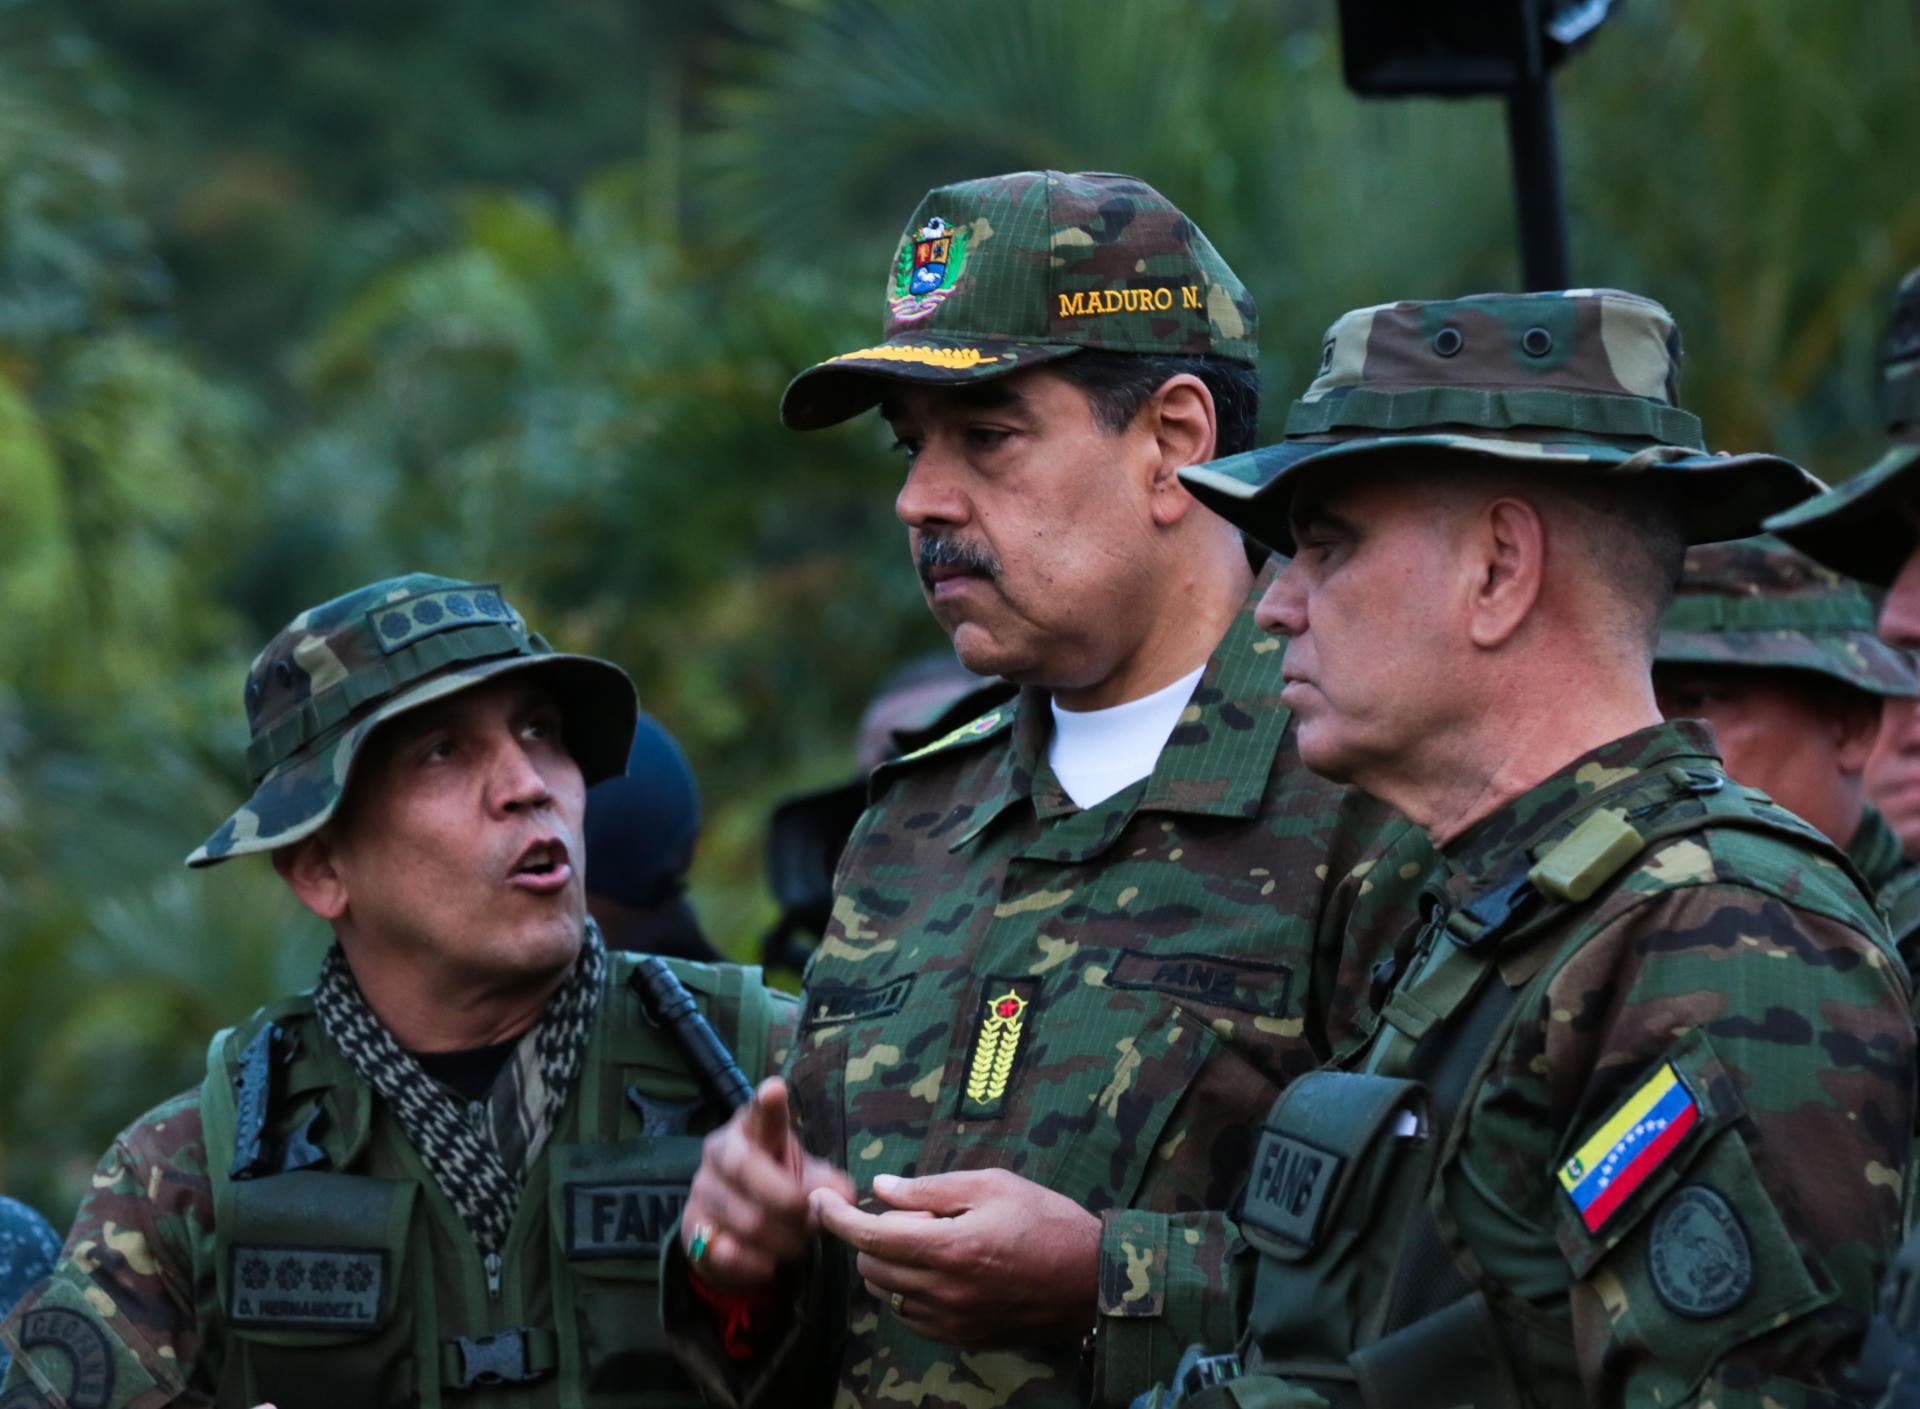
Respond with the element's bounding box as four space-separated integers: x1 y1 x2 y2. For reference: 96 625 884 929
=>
689 1268 776 1360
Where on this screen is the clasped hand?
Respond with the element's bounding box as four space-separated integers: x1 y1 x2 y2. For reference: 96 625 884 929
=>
680 1078 1102 1347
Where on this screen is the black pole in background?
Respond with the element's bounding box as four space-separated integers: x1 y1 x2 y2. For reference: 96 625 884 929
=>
1336 0 1612 294
1506 77 1571 291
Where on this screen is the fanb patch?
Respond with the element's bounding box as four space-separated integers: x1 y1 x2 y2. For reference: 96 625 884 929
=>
1108 951 1293 1017
565 1181 688 1260
228 1244 386 1330
803 977 915 1031
1648 1185 1753 1319
890 216 969 322
1240 1132 1343 1249
957 979 1039 1120
1558 1062 1699 1233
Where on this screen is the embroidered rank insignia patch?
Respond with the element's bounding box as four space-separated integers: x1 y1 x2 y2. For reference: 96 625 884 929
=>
1558 1063 1699 1233
228 1244 387 1330
958 979 1038 1120
899 709 1005 763
890 217 969 321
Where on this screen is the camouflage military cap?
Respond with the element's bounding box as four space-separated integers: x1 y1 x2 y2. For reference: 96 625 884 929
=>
1653 535 1916 698
1766 265 1920 587
189 574 637 867
780 169 1256 430
1180 289 1822 549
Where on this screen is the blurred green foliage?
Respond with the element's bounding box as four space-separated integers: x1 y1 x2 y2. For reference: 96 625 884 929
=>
1 0 1916 1223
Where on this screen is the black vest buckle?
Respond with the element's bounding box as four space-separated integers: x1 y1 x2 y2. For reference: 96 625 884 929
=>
445 1327 550 1389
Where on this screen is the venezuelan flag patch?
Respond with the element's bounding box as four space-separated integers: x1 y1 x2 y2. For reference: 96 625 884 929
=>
1557 1063 1699 1234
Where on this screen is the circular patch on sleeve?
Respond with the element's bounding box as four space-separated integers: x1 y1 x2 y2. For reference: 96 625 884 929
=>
1648 1184 1753 1319
12 1307 115 1408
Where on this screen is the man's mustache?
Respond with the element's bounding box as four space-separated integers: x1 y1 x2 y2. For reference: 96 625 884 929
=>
917 535 1002 590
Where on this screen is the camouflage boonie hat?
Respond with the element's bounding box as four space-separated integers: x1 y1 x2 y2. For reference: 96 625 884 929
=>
1767 265 1920 587
189 574 637 867
780 169 1256 430
1653 535 1916 698
1179 290 1822 550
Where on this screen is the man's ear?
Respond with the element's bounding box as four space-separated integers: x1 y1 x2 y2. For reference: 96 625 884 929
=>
273 830 350 922
1832 692 1885 776
1144 375 1217 528
1465 495 1546 649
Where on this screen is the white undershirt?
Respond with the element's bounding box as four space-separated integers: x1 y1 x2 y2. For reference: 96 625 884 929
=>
1047 665 1207 809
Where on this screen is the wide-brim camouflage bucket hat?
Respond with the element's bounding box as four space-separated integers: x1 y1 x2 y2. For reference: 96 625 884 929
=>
1653 535 1916 697
1179 290 1823 551
779 169 1257 431
1767 266 1920 587
189 574 637 867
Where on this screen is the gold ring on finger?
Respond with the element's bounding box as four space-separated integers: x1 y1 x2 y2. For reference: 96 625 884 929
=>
889 1290 905 1317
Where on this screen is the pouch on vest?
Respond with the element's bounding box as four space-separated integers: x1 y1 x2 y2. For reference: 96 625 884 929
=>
216 1170 420 1409
1237 1071 1435 1387
1546 1029 1832 1398
549 1136 705 1396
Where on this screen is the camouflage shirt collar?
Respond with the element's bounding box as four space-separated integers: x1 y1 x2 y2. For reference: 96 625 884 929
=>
1438 718 1721 899
1847 804 1909 893
959 566 1289 851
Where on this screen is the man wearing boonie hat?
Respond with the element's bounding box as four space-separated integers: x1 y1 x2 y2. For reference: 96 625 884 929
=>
1650 535 1920 981
0 574 799 1409
1770 267 1920 874
669 171 1435 1409
1139 290 1912 1406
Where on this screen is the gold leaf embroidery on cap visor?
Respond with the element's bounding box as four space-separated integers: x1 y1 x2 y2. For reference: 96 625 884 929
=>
826 344 1000 370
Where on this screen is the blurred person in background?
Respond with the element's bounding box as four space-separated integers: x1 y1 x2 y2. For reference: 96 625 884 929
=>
1650 535 1920 973
759 653 1010 974
1868 692 1920 860
1768 263 1920 1409
0 1197 59 1377
0 575 796 1409
585 712 723 962
666 169 1433 1409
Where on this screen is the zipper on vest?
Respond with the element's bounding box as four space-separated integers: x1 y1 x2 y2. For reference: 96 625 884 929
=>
485 1251 502 1300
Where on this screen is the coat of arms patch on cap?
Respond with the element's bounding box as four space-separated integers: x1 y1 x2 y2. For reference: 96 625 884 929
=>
890 217 970 322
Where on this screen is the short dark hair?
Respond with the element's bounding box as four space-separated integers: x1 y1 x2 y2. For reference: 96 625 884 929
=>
1552 477 1689 641
1050 351 1261 458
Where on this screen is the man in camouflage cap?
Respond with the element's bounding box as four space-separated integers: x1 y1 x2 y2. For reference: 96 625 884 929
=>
1149 290 1913 1407
667 171 1434 1409
1651 535 1920 978
0 574 799 1409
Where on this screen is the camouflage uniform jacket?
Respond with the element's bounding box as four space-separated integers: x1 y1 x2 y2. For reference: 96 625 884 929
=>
1221 721 1914 1409
667 579 1435 1409
1852 804 1920 999
0 951 795 1409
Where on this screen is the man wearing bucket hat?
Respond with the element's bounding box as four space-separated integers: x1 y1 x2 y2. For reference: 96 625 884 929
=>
1650 535 1920 976
1142 290 1914 1407
667 171 1434 1409
1772 265 1920 862
0 574 801 1409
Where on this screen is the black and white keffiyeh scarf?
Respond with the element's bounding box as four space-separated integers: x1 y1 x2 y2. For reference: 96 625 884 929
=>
312 924 606 1254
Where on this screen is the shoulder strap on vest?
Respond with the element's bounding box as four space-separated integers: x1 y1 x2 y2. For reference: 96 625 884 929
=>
1377 766 1863 1343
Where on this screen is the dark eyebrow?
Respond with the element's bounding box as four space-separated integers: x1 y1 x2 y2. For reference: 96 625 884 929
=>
878 381 1027 423
1288 498 1357 541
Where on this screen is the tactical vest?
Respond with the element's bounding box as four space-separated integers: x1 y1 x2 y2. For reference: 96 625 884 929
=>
196 953 780 1409
1218 768 1877 1409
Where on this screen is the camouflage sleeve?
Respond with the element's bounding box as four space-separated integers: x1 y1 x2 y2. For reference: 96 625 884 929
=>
1092 1210 1238 1407
762 989 799 1079
1316 816 1436 1062
0 1090 215 1408
1535 886 1912 1407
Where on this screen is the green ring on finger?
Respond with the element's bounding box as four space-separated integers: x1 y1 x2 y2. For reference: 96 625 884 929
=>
689 1222 715 1262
